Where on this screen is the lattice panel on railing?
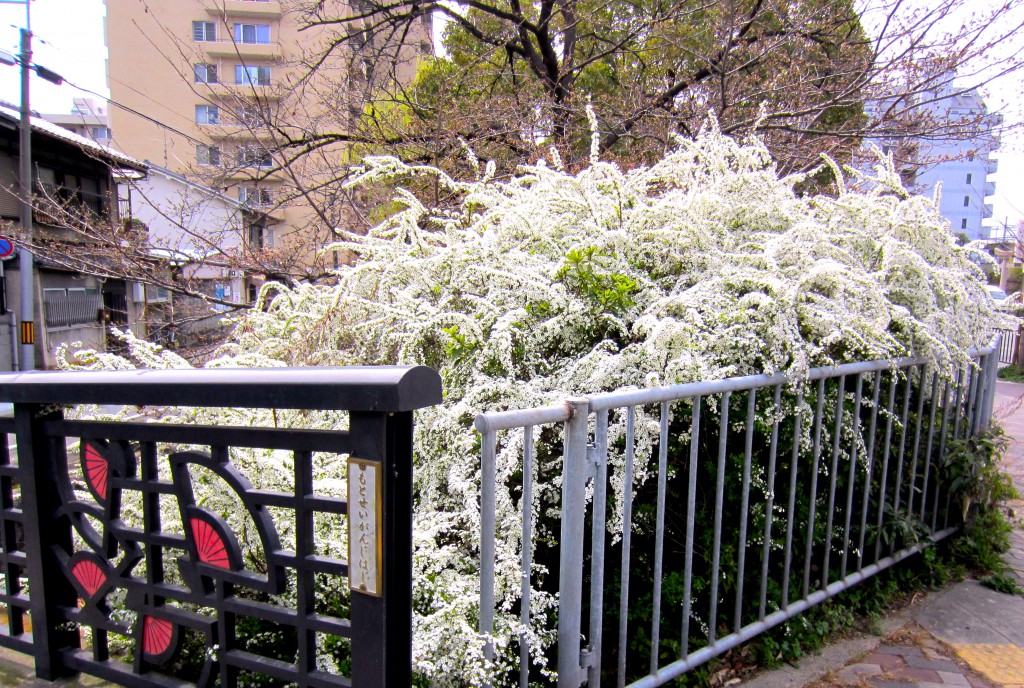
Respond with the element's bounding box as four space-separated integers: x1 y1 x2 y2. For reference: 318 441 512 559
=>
46 419 353 688
0 418 31 654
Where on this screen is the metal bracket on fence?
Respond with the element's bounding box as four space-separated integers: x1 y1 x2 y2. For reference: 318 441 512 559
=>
586 442 600 482
578 649 594 686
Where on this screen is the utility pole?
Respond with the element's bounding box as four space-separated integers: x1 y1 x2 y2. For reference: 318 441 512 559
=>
17 26 34 370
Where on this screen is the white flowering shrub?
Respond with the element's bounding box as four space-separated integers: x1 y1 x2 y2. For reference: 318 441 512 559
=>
61 121 1002 686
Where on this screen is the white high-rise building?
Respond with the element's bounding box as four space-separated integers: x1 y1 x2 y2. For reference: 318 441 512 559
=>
906 83 1001 241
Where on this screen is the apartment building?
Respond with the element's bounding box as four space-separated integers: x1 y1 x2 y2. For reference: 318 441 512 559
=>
105 0 431 277
869 79 1001 242
910 83 1001 242
40 98 112 148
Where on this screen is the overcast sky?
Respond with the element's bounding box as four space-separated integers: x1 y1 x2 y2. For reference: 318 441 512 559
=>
0 0 1021 233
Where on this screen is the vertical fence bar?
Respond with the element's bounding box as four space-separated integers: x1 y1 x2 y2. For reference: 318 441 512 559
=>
558 398 591 688
681 396 702 658
840 375 863 579
802 379 826 599
980 346 997 431
479 426 498 679
945 366 968 528
933 373 955 532
966 359 980 435
906 365 928 518
758 385 782 620
821 376 846 589
520 425 535 688
952 365 967 442
735 390 756 630
708 392 731 645
781 390 804 610
874 374 898 563
857 371 882 570
891 370 913 520
919 372 940 524
649 401 670 675
14 403 79 680
588 411 609 688
616 407 636 688
985 345 999 428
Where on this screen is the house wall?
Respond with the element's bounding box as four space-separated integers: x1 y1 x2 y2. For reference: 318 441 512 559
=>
2 263 105 370
129 172 243 253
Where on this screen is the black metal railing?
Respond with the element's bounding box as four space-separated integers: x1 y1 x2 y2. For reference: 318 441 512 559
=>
0 366 442 688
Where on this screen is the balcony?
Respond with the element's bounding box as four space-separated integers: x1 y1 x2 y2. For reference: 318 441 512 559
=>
205 0 282 18
197 122 277 142
200 39 281 59
204 82 284 101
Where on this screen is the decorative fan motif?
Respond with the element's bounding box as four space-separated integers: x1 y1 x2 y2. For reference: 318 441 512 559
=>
190 517 231 569
71 558 108 598
82 443 109 502
142 616 174 657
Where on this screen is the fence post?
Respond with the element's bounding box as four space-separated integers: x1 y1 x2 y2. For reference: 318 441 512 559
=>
13 402 79 680
982 337 1000 431
347 409 415 688
558 398 590 688
1016 324 1024 372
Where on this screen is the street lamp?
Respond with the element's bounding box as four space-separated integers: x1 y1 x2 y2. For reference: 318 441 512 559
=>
0 0 64 370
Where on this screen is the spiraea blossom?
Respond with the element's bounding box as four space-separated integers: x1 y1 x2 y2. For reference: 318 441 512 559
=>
60 121 1004 686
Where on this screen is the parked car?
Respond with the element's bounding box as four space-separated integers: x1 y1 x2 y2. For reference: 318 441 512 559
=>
986 285 1009 301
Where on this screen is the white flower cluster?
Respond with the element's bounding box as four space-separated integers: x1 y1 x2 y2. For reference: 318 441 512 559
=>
60 121 1002 686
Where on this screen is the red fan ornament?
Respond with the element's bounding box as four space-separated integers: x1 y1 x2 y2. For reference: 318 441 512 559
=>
71 558 107 598
190 517 231 569
142 616 174 657
82 443 109 502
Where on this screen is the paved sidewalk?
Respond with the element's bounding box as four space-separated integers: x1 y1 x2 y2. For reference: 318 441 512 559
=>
742 380 1024 688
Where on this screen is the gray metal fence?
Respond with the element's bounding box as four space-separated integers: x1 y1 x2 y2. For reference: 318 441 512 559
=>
475 338 1000 688
996 327 1019 365
44 293 103 327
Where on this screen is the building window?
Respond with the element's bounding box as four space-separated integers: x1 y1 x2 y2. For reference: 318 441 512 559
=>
194 63 219 84
234 23 271 44
961 218 968 229
235 100 267 126
197 144 221 166
192 21 216 42
248 219 273 249
89 126 111 141
239 186 272 205
195 105 220 124
236 144 272 167
966 173 972 184
963 195 970 207
235 65 271 86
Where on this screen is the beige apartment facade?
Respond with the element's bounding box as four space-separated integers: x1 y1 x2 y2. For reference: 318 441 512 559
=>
105 0 430 281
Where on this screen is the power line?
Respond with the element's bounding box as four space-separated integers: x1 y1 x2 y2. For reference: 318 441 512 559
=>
61 77 204 145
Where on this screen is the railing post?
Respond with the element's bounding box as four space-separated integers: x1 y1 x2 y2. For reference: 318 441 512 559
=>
348 409 414 688
981 337 999 431
13 402 79 680
558 398 590 688
1016 324 1024 373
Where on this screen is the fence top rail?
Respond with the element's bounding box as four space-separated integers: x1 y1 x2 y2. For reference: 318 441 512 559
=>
475 338 998 426
0 365 443 412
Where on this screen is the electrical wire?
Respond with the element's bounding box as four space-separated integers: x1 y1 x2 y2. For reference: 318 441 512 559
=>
61 77 205 145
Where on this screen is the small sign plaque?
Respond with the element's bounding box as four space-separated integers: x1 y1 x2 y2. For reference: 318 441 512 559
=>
347 457 383 597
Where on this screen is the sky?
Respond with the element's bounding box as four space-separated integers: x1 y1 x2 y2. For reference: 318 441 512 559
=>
0 0 1021 233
